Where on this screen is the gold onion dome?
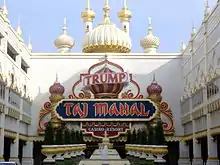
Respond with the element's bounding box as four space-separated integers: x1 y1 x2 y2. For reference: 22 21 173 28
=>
82 0 131 53
54 18 74 53
140 17 160 53
81 0 95 21
118 0 132 21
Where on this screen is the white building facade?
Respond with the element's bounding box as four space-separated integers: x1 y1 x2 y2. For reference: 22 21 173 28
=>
0 0 219 165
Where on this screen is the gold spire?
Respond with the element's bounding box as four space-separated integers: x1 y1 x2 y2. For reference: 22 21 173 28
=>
0 0 9 23
118 0 132 22
81 0 95 22
103 0 111 24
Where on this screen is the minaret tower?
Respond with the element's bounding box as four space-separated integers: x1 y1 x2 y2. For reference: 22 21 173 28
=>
118 0 132 34
81 0 95 33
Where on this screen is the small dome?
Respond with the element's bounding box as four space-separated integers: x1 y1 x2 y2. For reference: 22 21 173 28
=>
82 0 131 53
54 18 74 53
49 75 65 95
147 75 162 95
140 17 160 53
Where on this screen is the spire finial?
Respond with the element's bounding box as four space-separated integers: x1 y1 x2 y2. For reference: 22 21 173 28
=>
86 0 90 9
148 17 153 35
28 36 32 52
204 0 211 18
103 0 110 23
55 73 59 82
123 0 127 8
104 55 108 68
181 40 186 53
62 17 67 34
152 73 157 83
16 18 22 38
1 0 8 19
191 22 196 38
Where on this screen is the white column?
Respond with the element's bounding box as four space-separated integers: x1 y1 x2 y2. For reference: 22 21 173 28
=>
9 133 19 162
178 141 190 165
0 111 5 161
10 119 19 163
22 141 33 165
192 138 202 165
206 113 218 164
192 119 202 165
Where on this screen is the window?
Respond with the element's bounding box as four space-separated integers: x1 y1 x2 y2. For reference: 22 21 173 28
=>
8 89 20 109
11 74 14 85
21 59 29 73
0 83 5 99
207 82 219 99
7 43 17 61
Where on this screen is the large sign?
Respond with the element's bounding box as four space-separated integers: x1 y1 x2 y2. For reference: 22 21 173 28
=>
55 99 158 121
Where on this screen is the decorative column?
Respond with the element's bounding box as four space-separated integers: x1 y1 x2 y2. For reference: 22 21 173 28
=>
48 75 65 129
22 141 33 165
178 141 190 165
192 135 202 164
0 106 5 161
206 113 218 164
10 131 19 162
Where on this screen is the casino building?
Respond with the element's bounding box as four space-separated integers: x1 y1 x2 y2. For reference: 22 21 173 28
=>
0 0 219 165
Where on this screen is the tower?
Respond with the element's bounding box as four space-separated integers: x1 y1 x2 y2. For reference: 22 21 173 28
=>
81 0 95 33
118 0 132 34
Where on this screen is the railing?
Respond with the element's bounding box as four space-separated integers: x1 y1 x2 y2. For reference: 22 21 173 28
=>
41 144 86 163
125 144 168 163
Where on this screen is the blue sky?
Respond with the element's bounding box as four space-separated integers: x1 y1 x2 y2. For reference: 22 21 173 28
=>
4 0 217 53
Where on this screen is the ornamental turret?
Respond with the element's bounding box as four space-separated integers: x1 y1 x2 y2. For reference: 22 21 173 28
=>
27 36 32 52
118 0 132 34
0 0 9 23
147 74 162 103
16 19 23 41
81 0 95 33
204 0 211 20
140 17 160 53
49 74 64 128
49 74 65 103
54 17 74 53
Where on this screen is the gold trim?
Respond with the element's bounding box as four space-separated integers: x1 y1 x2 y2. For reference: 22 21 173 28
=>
83 44 131 53
208 157 218 160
